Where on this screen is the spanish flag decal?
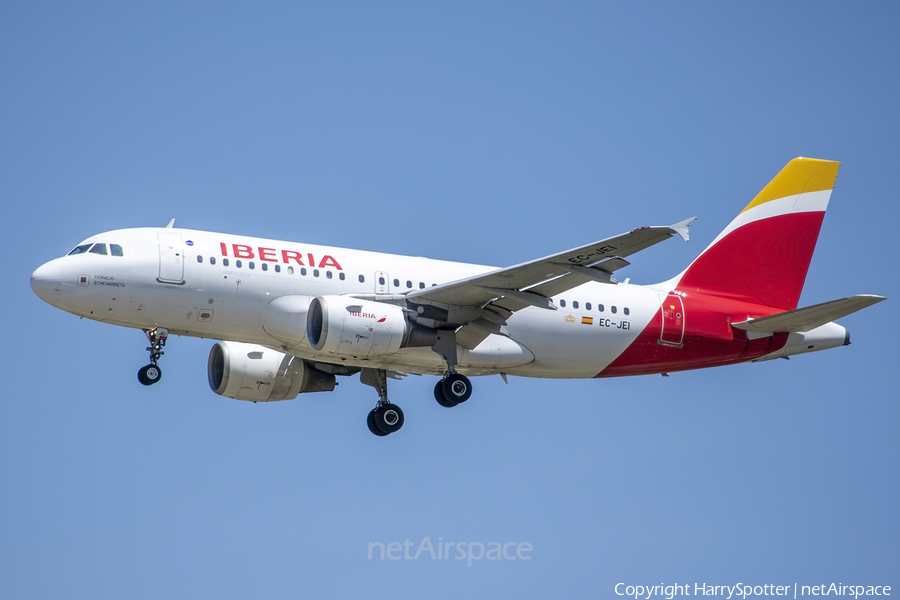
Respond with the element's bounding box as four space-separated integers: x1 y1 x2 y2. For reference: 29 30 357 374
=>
582 316 593 325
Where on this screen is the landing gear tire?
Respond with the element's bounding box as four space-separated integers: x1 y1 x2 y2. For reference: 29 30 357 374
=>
441 373 472 404
367 409 389 436
371 403 404 435
138 364 162 386
434 380 458 408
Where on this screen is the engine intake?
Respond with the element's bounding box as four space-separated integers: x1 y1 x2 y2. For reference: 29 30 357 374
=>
208 341 335 402
306 296 437 358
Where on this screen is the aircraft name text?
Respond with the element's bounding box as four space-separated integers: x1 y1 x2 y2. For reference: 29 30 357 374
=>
219 242 343 270
94 275 125 287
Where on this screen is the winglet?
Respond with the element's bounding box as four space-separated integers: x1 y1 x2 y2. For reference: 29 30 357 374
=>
165 219 176 229
669 217 697 242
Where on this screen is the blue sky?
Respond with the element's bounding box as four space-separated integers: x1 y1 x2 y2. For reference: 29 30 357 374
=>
2 2 898 598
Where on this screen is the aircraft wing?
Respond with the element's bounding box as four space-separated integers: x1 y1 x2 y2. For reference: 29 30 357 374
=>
405 218 695 310
392 218 695 347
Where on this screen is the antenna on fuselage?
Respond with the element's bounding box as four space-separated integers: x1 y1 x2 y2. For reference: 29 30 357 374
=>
165 219 175 228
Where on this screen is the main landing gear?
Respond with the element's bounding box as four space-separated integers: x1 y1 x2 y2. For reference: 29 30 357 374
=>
359 330 476 435
434 372 472 407
138 327 168 386
361 368 405 437
431 329 473 408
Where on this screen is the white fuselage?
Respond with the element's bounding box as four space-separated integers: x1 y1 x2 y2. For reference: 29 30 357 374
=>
32 227 662 378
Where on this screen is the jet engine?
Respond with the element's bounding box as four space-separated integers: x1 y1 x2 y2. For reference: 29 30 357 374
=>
306 296 437 358
208 341 336 402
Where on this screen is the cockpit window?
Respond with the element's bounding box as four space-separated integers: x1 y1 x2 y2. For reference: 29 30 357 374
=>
68 244 92 255
110 244 124 257
89 243 108 255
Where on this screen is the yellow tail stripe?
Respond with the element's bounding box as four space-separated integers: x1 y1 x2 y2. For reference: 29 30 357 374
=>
741 157 840 214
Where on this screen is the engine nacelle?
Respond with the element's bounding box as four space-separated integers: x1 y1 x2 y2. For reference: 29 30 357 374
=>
306 296 437 358
208 341 336 402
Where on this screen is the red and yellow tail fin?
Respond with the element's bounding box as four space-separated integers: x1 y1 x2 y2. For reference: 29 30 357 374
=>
676 158 840 309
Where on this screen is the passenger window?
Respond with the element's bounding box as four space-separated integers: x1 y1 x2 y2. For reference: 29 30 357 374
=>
287 266 294 275
339 272 345 280
359 275 365 283
68 244 92 255
573 301 579 309
210 257 216 265
223 258 229 267
624 307 630 316
110 244 124 257
406 280 412 289
598 304 604 312
249 262 255 269
611 306 617 314
301 267 307 276
560 299 566 307
314 269 320 277
236 260 242 268
89 243 108 255
379 277 385 285
586 302 592 311
197 255 203 263
419 282 425 289
393 278 399 287
261 263 268 271
326 271 333 279
274 264 280 273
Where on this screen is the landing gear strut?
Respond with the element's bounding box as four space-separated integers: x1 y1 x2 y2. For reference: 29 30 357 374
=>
138 327 168 386
361 368 404 436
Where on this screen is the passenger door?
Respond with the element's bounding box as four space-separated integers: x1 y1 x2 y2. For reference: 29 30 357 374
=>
157 233 185 284
659 293 685 347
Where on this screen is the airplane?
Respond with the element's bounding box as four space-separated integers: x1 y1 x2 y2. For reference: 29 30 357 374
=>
30 158 885 436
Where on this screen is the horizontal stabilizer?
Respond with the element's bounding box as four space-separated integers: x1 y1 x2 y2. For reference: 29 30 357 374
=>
732 294 886 334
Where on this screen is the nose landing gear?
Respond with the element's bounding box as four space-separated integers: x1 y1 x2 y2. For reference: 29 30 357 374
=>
361 368 405 436
138 327 168 386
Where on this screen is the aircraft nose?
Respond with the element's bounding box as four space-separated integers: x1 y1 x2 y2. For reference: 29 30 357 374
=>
31 259 64 306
